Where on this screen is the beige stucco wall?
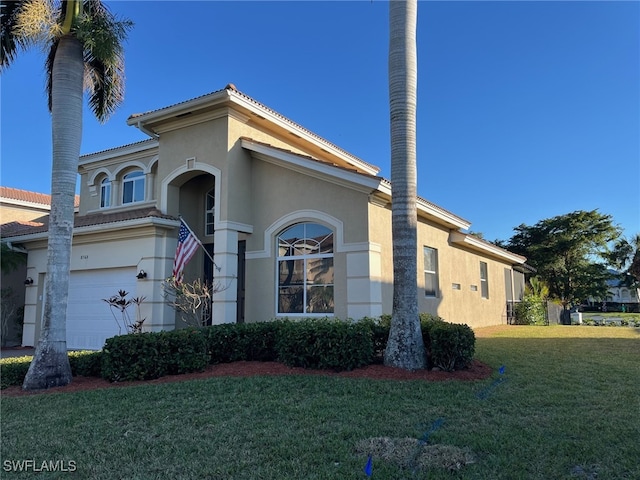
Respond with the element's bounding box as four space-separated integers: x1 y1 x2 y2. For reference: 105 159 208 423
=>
367 202 515 328
20 224 177 347
78 146 159 214
243 159 371 323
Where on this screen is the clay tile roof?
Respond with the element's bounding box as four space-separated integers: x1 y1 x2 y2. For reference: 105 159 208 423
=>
0 186 80 208
1 207 176 239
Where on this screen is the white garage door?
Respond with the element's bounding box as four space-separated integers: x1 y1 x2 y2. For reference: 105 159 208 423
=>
66 268 138 350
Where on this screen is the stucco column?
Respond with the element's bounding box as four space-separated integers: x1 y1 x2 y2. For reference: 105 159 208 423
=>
144 172 155 202
345 243 383 320
111 179 120 206
212 228 238 324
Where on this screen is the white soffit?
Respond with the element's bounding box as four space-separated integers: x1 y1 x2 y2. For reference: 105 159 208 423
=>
449 231 526 264
241 138 385 194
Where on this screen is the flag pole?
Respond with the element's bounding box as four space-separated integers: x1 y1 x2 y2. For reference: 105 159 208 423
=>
178 216 221 272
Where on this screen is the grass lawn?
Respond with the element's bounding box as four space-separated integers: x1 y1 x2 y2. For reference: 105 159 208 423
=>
1 325 638 479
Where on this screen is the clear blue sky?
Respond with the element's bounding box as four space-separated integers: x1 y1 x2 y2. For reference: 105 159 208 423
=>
1 0 638 242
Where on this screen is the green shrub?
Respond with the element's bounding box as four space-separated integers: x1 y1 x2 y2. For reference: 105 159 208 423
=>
0 356 32 389
276 318 373 371
68 350 103 377
358 317 389 363
200 322 282 364
101 328 207 382
1 350 104 388
426 322 475 371
360 314 474 371
514 296 547 325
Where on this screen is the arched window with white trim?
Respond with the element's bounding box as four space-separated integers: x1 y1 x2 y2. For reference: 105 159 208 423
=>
122 170 145 204
277 222 334 315
100 177 111 208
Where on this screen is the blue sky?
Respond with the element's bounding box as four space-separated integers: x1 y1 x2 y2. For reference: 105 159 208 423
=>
1 0 638 242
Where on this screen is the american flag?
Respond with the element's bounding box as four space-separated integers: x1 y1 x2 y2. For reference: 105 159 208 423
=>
172 220 199 282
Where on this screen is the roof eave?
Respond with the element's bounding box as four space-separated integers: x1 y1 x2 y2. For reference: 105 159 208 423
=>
449 231 526 264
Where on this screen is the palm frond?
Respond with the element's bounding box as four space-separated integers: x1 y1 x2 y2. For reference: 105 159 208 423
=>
1 0 29 69
76 0 131 121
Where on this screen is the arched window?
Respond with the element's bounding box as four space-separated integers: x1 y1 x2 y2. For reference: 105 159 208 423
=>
205 187 215 236
122 170 145 204
100 177 111 208
277 222 334 315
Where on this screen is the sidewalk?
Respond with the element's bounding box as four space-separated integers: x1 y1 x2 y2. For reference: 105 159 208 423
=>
0 347 35 359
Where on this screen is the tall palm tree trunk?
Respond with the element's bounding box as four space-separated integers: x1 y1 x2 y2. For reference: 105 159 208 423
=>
384 0 425 370
22 35 83 389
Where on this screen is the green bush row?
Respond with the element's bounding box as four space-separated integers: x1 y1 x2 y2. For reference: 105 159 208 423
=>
1 314 476 387
0 350 102 389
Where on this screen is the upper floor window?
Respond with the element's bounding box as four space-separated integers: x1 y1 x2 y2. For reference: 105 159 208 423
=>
122 171 145 204
424 246 439 297
277 222 334 315
100 178 111 208
205 187 215 236
480 261 489 299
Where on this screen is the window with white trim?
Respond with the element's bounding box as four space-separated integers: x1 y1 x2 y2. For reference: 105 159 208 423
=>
277 222 334 315
423 246 439 297
480 261 489 299
122 170 145 204
100 177 111 208
205 187 215 236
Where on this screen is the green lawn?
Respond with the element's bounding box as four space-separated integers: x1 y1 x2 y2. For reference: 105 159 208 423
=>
2 325 638 479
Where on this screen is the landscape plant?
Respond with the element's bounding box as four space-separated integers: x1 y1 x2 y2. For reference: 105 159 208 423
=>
102 290 146 334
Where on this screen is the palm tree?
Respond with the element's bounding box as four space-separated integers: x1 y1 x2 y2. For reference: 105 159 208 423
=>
1 0 131 390
384 0 425 370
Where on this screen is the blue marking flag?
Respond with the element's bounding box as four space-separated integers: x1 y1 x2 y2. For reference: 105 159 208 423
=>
364 455 373 477
499 365 506 375
418 417 445 444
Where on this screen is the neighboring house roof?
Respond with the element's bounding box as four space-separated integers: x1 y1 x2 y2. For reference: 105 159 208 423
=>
0 186 80 209
1 207 176 240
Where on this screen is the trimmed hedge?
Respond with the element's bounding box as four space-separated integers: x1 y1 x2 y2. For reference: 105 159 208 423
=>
0 356 32 389
0 350 103 389
101 328 207 382
363 313 475 372
1 314 476 387
275 319 373 371
200 321 282 364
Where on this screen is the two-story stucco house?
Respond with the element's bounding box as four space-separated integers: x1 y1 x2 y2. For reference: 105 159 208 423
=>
3 84 526 350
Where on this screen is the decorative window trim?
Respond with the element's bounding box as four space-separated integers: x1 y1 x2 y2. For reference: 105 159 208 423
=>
122 170 145 204
480 261 489 299
423 246 439 297
276 222 335 317
100 177 112 209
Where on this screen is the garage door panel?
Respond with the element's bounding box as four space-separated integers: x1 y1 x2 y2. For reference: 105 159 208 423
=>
66 268 137 350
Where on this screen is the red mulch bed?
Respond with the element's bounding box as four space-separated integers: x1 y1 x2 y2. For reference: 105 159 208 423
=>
2 360 493 398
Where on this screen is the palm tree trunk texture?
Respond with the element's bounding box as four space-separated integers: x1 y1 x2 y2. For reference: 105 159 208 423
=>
22 35 83 389
384 0 425 370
